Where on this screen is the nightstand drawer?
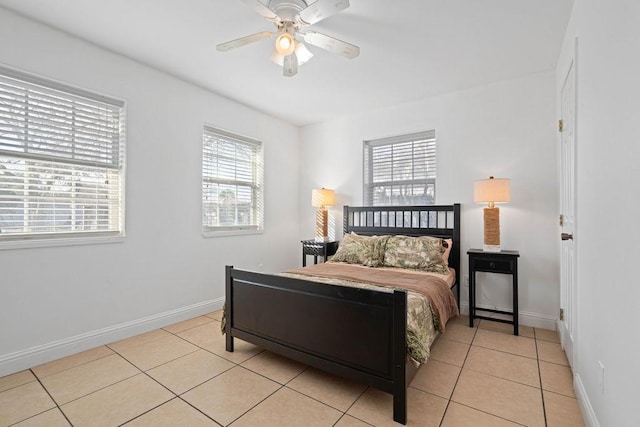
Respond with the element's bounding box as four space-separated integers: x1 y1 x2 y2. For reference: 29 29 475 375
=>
473 258 512 273
301 240 339 266
302 243 324 255
302 241 338 256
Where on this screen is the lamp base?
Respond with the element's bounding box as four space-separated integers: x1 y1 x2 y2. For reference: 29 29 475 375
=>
483 206 501 252
315 208 329 242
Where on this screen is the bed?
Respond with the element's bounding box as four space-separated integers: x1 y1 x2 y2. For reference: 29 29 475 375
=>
225 204 460 424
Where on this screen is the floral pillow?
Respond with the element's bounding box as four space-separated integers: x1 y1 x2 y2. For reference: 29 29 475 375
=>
442 238 453 266
331 233 389 267
382 235 449 274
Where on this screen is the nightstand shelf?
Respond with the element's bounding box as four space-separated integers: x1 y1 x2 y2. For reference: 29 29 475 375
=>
301 240 339 267
468 249 520 335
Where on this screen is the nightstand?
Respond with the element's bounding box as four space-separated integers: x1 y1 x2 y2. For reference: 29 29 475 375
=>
301 240 339 267
467 249 520 335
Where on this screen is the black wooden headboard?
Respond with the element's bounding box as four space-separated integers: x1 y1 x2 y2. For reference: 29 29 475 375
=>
343 204 461 305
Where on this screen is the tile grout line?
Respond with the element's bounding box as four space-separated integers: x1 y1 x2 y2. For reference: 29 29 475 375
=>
34 360 143 412
19 368 75 426
332 385 374 427
447 401 529 426
438 321 477 426
459 344 547 390
108 334 233 427
225 381 287 426
145 315 272 403
534 333 550 427
104 346 190 426
206 350 363 425
443 319 547 426
283 370 364 419
30 350 115 381
159 314 270 368
238 357 382 425
173 331 242 427
175 396 224 427
106 328 204 369
170 361 237 396
115 398 176 427
168 325 275 427
160 316 219 336
470 343 538 360
217 351 275 425
342 384 374 426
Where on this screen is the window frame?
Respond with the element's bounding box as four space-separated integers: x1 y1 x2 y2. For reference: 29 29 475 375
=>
0 66 126 249
201 125 264 237
363 130 437 206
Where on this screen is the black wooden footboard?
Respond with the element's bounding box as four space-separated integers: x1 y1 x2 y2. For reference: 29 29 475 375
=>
225 265 410 424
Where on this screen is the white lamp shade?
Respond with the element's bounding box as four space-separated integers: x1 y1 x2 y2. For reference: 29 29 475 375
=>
474 177 511 204
294 42 313 64
311 188 335 208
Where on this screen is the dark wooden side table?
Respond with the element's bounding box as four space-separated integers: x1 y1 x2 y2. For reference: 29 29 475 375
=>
468 249 520 335
301 240 339 267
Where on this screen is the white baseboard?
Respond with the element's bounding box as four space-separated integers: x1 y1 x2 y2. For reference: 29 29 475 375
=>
0 298 224 377
574 373 600 427
459 303 558 330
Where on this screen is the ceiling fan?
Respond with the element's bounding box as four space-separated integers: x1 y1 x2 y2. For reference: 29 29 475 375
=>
217 0 360 77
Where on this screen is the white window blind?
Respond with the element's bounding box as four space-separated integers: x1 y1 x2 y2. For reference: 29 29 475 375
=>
202 126 263 233
364 130 436 206
0 66 125 241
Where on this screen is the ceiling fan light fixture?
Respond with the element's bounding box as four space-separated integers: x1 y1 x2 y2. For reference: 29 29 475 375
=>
271 40 313 67
270 50 284 66
275 32 295 55
295 41 313 64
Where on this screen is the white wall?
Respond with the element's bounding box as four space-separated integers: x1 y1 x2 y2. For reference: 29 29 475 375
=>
0 8 300 376
299 72 560 328
557 1 640 425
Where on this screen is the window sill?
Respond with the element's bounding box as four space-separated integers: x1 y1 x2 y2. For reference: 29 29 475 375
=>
202 229 264 238
0 234 125 251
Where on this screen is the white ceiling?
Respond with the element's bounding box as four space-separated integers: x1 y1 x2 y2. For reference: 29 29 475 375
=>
0 0 574 126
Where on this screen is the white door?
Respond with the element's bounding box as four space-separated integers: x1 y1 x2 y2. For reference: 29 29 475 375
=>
559 50 577 369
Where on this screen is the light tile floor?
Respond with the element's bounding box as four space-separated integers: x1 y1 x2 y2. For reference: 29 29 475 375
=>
0 313 585 426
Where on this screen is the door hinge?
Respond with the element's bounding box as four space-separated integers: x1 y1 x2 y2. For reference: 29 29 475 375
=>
559 214 564 226
560 308 564 321
558 119 564 132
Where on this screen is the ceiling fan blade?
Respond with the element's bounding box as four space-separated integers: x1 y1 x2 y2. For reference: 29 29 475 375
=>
283 53 298 77
238 0 281 23
296 0 350 26
217 31 274 52
302 31 360 59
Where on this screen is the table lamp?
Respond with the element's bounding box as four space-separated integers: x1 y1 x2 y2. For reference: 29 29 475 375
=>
474 176 510 252
311 188 335 241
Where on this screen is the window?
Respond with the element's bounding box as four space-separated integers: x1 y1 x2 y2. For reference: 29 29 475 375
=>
364 130 436 206
202 126 263 234
0 66 125 243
